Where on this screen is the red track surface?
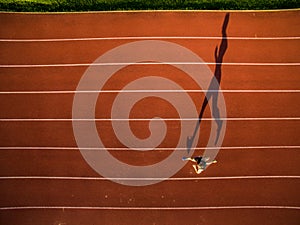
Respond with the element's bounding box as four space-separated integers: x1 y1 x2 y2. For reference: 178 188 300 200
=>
0 10 300 225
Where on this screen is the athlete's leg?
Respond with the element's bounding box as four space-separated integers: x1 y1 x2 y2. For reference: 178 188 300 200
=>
193 165 203 174
192 165 199 173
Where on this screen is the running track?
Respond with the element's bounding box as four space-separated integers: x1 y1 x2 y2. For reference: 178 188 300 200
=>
0 10 300 225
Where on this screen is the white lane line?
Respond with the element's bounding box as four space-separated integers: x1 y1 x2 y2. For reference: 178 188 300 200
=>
0 176 299 181
0 117 299 122
0 205 299 211
0 36 299 42
0 145 299 151
0 90 299 94
0 62 299 68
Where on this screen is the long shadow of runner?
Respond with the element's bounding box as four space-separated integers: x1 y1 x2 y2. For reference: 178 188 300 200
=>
187 13 230 154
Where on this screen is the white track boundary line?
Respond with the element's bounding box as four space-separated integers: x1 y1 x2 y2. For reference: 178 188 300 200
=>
1 62 299 68
1 36 299 42
0 90 299 94
0 205 299 211
0 145 299 151
0 175 299 181
0 117 299 122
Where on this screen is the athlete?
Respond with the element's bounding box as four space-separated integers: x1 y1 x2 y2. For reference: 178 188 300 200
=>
182 156 217 174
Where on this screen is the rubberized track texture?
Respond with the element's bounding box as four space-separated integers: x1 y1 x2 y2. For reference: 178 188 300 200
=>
0 10 299 225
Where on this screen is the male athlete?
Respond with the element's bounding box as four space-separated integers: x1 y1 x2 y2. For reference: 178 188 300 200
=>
182 156 217 174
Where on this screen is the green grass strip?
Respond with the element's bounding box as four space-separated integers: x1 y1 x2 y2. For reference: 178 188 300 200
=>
0 0 300 12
